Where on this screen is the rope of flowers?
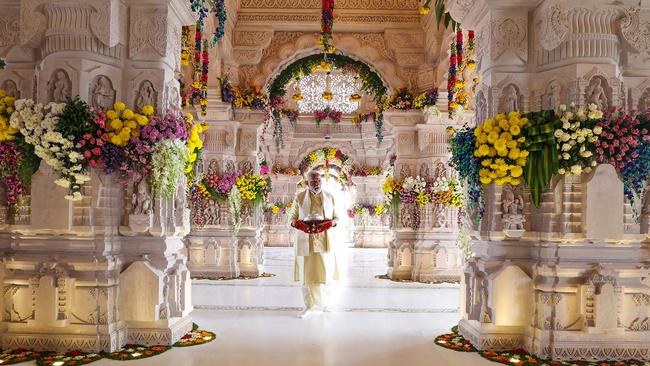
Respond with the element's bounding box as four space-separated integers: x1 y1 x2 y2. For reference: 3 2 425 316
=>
314 107 342 125
320 0 335 53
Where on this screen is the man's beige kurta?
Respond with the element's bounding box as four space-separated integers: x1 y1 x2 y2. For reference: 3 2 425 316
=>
291 189 339 308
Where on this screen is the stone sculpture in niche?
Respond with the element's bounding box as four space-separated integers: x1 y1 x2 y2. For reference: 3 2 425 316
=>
502 186 525 236
1 80 19 98
205 200 220 225
129 179 153 233
90 75 116 110
585 77 608 110
475 91 487 125
238 160 253 174
135 80 158 110
225 160 236 173
419 163 430 180
543 81 562 110
48 70 71 103
501 84 519 113
638 89 650 111
479 276 492 323
399 164 411 177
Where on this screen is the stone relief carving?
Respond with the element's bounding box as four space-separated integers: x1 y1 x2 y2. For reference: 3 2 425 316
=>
225 160 236 173
499 84 522 114
205 200 220 225
238 160 254 174
585 76 609 110
135 80 158 110
0 15 19 49
537 3 569 51
419 163 430 180
475 90 487 125
399 164 411 178
638 88 650 111
620 7 650 55
432 161 447 180
47 69 71 103
542 80 564 110
1 79 20 98
129 6 168 57
490 17 527 60
501 186 525 235
132 179 153 216
164 80 180 110
90 75 116 110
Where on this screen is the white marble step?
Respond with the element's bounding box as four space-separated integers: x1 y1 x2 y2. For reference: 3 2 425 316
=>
192 247 460 313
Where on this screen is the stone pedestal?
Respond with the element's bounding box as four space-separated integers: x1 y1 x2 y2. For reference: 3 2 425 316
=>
459 165 650 361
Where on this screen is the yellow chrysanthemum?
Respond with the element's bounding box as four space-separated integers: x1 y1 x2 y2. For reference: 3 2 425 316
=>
141 105 155 116
511 165 523 178
494 138 507 151
477 144 490 156
480 176 492 184
487 132 499 144
113 102 126 111
510 124 521 136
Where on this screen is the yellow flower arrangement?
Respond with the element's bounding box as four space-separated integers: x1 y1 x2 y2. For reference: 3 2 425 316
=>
184 118 208 174
322 91 333 100
326 147 336 159
349 93 362 103
416 192 430 207
106 102 154 147
292 92 303 101
375 203 386 216
271 205 280 214
235 173 268 201
419 6 430 14
308 151 318 162
0 90 17 141
473 112 529 186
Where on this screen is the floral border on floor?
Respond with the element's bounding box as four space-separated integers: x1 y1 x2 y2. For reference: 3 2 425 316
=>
435 326 648 366
192 272 276 281
374 274 460 285
2 324 215 366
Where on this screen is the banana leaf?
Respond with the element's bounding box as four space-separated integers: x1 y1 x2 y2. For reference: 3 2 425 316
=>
522 110 561 207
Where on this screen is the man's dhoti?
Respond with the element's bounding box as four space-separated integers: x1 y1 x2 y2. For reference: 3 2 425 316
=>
294 243 338 309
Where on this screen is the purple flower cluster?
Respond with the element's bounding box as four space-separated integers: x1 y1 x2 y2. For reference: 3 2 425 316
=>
216 170 241 195
399 189 417 204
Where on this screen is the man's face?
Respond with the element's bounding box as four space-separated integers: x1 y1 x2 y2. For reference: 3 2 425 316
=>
307 172 321 192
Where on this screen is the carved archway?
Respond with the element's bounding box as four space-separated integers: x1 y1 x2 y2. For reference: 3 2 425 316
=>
241 32 405 91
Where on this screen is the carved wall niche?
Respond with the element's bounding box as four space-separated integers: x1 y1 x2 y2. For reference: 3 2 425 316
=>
47 68 71 103
89 75 116 110
134 80 159 110
584 75 611 110
1 79 20 98
541 79 566 111
475 90 487 124
638 88 650 111
499 83 523 114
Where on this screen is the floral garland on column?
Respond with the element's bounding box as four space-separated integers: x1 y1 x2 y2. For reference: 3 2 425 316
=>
187 0 228 115
447 27 476 119
320 0 335 53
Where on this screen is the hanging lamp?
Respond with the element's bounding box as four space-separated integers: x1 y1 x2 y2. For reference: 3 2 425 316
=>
322 72 333 101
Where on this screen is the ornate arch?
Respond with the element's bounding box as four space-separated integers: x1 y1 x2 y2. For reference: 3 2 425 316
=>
242 32 404 91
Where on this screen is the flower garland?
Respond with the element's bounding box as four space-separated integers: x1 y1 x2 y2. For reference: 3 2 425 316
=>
266 200 293 215
448 39 457 118
271 163 300 175
347 203 386 219
184 114 209 179
413 88 439 109
186 0 228 115
320 0 335 53
350 165 384 177
314 107 342 125
269 53 387 103
521 110 560 206
180 26 192 66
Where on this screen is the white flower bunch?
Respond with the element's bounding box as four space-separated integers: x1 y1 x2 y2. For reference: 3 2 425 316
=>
554 104 603 176
151 139 186 199
432 177 451 192
10 99 89 201
402 176 426 193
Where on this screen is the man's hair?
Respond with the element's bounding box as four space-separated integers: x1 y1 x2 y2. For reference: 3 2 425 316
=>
307 171 320 179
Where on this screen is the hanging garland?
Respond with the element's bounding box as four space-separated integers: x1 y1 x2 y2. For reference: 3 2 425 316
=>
186 0 228 115
448 41 456 118
320 0 335 53
269 53 387 103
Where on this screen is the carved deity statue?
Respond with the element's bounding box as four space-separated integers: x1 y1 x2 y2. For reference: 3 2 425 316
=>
419 163 430 180
399 164 411 178
2 80 19 98
479 276 491 323
206 200 220 225
501 85 519 113
132 179 152 215
639 89 650 111
502 193 525 231
48 70 71 103
544 83 562 110
90 75 116 110
135 80 157 109
585 78 608 110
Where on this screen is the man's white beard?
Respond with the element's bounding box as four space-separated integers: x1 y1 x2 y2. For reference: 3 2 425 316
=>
309 186 321 194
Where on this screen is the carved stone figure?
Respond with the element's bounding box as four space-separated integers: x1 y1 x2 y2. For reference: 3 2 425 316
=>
132 179 152 215
475 91 487 124
585 77 608 110
206 200 220 225
225 160 236 173
1 80 19 98
48 70 71 103
135 80 158 110
419 163 430 180
479 276 491 323
638 89 650 111
399 164 411 178
502 193 525 231
238 160 253 174
543 82 562 110
501 84 519 113
433 161 447 180
90 75 116 110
